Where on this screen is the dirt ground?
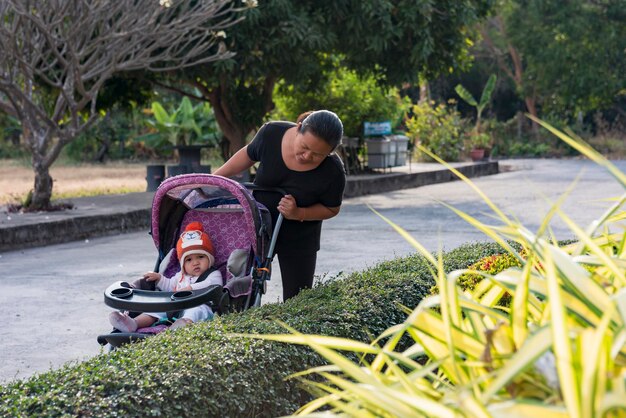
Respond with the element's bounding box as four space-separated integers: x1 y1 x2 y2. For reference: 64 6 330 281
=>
0 159 147 205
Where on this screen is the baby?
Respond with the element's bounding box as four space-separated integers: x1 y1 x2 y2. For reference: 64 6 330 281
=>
109 221 223 331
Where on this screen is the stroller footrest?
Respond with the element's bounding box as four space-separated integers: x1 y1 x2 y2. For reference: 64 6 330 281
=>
97 332 150 348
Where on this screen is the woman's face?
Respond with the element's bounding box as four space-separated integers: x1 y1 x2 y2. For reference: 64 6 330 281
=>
293 130 333 165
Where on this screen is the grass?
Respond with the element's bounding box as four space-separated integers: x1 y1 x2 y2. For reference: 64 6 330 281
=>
0 159 148 205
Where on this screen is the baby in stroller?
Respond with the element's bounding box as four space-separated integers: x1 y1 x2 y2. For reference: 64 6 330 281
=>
109 221 223 332
99 174 279 348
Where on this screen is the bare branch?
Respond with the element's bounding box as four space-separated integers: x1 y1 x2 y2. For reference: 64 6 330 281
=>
0 0 244 208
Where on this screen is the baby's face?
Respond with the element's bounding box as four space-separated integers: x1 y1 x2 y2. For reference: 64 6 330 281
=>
183 253 210 276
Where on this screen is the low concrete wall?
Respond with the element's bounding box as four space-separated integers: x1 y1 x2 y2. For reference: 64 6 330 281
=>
345 161 499 198
0 209 151 252
1 162 498 252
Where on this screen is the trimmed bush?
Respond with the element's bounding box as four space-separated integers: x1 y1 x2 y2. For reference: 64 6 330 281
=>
0 242 504 417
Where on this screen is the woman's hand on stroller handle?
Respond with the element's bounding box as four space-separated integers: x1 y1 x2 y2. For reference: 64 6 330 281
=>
278 194 304 221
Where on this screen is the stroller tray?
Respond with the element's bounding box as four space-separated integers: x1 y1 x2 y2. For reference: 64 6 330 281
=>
104 281 221 312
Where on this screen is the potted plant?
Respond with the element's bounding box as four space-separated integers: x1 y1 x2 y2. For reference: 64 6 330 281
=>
455 74 496 161
466 131 491 161
136 95 221 188
138 95 221 176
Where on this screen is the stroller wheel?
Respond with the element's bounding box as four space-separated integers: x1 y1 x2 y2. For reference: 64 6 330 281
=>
253 292 262 308
217 291 231 315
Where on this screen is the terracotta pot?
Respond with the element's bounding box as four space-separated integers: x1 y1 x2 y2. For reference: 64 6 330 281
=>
470 148 485 162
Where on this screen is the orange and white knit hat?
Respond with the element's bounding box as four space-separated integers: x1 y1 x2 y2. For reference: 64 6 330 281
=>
176 221 215 268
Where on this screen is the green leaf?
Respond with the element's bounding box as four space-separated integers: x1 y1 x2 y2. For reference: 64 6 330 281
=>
478 74 497 112
488 400 569 417
151 102 174 125
544 250 582 418
511 262 532 348
482 326 552 402
455 83 478 107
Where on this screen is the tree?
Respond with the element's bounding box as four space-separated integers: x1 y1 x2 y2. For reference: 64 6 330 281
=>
479 0 626 120
508 0 626 116
175 0 493 158
272 62 410 138
0 0 242 210
477 3 539 126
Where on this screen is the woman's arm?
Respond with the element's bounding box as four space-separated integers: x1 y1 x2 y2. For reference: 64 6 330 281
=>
300 203 340 221
213 146 255 178
278 195 341 221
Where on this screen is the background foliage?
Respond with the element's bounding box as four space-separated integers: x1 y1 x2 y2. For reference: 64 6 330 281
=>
405 100 467 161
271 62 410 138
1 0 625 166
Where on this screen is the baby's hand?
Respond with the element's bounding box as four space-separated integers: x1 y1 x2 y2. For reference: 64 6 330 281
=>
143 272 161 282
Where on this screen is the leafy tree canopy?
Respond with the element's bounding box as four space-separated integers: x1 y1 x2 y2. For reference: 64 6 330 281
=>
506 0 626 115
176 0 493 156
272 59 410 138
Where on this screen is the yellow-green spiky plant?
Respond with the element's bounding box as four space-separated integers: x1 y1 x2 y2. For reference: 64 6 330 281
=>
249 118 626 417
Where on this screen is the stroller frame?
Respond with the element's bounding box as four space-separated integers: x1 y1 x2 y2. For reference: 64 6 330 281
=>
98 174 284 347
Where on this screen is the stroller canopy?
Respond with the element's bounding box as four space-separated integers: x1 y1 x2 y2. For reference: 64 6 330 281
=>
150 174 265 258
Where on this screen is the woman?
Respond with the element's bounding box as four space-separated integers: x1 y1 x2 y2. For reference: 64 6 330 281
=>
213 110 346 300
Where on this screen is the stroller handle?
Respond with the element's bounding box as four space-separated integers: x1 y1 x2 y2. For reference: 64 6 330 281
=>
241 182 286 259
241 182 287 197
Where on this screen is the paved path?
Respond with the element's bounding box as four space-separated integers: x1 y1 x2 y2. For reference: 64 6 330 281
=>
1 159 625 383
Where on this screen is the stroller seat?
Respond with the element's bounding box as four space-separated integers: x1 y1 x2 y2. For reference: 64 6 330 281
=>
163 207 255 281
99 174 276 348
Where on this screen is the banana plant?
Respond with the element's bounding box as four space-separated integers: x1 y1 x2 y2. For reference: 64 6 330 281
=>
138 96 220 150
455 74 497 134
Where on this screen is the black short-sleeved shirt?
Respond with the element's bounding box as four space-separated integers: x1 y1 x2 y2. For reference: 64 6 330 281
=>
247 121 346 254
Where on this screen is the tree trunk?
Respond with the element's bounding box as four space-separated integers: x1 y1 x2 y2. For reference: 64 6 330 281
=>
31 165 54 210
418 81 430 104
524 95 539 133
211 99 250 160
23 125 65 210
202 85 249 160
481 17 540 131
196 77 276 161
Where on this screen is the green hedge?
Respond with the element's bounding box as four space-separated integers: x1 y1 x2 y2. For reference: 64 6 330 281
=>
0 243 504 417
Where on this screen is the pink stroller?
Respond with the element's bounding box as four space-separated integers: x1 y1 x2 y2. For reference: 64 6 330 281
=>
98 174 283 347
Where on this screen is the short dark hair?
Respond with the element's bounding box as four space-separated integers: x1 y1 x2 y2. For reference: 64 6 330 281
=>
297 110 343 150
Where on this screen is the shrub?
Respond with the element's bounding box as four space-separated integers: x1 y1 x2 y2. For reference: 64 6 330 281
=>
485 116 553 158
272 64 410 138
431 250 523 297
405 100 467 162
0 243 503 417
